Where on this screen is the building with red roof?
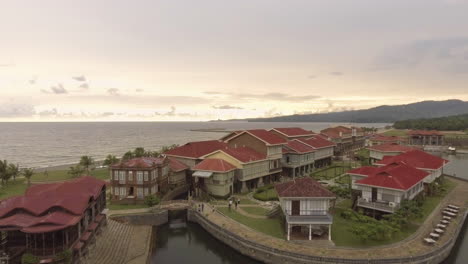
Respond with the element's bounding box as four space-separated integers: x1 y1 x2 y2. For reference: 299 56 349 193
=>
375 149 449 183
0 176 107 262
368 134 406 146
110 157 170 204
408 130 445 146
168 157 189 186
164 140 228 168
368 143 415 164
269 127 316 140
320 126 365 155
353 162 428 214
281 140 315 178
275 177 335 241
297 136 336 168
192 159 237 197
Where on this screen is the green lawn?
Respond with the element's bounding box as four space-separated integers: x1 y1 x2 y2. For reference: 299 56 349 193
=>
33 168 109 182
414 178 457 224
218 207 284 239
241 206 270 216
382 129 408 137
311 166 351 181
253 189 278 201
335 175 351 185
0 179 29 200
107 203 149 210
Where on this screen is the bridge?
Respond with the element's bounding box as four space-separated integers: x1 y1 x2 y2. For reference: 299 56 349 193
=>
156 200 190 211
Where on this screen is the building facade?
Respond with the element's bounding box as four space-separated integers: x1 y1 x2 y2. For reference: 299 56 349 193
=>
281 140 315 178
192 158 236 197
110 157 169 203
408 130 445 146
320 126 365 155
367 143 414 164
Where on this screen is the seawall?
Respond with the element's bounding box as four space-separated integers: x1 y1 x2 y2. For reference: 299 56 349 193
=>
187 208 468 264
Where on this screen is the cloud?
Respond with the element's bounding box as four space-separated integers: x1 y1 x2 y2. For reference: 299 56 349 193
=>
41 84 68 94
79 83 89 89
154 106 198 117
72 75 87 82
29 76 37 85
101 112 115 117
135 88 144 92
0 62 15 67
372 37 468 73
212 105 244 110
203 91 224 95
38 108 58 117
307 75 317 79
107 88 120 96
264 108 283 118
204 91 321 102
329 72 344 76
0 103 35 117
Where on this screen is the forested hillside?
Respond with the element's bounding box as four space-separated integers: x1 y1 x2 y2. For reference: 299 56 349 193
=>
393 114 468 131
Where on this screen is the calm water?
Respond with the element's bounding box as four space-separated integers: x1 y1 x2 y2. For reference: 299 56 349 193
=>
0 121 387 168
151 221 260 264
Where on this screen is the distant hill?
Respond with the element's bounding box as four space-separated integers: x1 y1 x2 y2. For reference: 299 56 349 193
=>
242 100 468 123
394 113 468 131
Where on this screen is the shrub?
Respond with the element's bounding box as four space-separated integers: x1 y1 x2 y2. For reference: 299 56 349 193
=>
144 195 160 207
55 249 72 264
21 253 39 264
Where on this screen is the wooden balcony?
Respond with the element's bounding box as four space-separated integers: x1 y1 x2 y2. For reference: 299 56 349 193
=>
357 198 399 213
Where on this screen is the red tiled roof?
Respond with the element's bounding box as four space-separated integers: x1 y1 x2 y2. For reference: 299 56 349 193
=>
408 130 444 136
193 159 237 172
164 140 228 158
219 146 266 163
275 177 335 198
370 134 404 142
236 129 287 145
283 140 315 154
0 176 105 233
111 157 166 169
368 143 414 153
270 127 316 137
347 166 378 176
375 149 449 170
168 157 189 172
299 136 336 149
356 162 429 190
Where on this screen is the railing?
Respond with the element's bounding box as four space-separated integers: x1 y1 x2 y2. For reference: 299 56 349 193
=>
357 198 399 213
284 209 328 216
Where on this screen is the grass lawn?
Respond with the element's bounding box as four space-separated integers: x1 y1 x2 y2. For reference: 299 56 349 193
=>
239 198 257 205
414 178 457 224
107 203 149 210
382 129 408 137
253 188 278 201
218 207 284 239
335 175 351 185
241 206 270 216
311 166 351 181
33 168 109 182
0 179 29 200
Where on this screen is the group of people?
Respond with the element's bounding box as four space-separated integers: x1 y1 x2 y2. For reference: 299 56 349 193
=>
228 197 241 210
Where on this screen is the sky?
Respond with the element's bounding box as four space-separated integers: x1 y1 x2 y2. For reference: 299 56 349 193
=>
1 0 468 121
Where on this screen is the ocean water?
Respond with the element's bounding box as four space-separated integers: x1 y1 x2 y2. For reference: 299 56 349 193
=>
0 121 387 169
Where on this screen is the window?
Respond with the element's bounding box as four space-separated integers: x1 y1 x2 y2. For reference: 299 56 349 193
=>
114 171 119 180
128 171 133 181
137 171 143 184
144 188 149 196
120 187 126 197
119 171 126 184
144 171 149 181
137 187 144 199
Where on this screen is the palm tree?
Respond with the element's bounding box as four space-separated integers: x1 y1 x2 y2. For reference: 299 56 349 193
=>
79 156 94 175
8 163 20 181
103 154 119 166
22 168 34 186
68 165 85 178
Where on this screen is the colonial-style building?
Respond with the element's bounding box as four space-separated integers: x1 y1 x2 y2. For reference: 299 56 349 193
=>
164 140 228 168
192 158 236 197
0 176 107 263
168 157 189 186
298 136 335 168
281 140 315 178
201 146 269 192
269 127 316 140
223 129 286 182
367 143 414 164
408 130 445 146
110 157 170 203
320 126 365 155
374 149 448 184
368 134 406 146
352 162 428 214
275 177 335 241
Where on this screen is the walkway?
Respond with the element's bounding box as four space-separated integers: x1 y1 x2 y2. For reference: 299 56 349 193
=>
200 177 468 259
85 219 152 264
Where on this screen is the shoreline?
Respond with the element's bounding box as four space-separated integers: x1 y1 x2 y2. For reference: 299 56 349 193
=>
34 160 105 172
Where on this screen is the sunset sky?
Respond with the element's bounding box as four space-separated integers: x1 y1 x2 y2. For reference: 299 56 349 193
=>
1 0 468 121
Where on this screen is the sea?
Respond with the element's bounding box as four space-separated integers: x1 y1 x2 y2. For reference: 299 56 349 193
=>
0 121 389 169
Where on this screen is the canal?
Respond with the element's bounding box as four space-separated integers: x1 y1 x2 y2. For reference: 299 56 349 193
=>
151 153 468 264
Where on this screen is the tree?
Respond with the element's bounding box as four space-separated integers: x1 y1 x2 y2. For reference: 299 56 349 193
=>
122 151 134 161
79 156 94 174
8 163 20 181
22 168 34 186
68 165 85 178
0 160 11 185
133 147 146 158
144 194 160 207
103 154 119 166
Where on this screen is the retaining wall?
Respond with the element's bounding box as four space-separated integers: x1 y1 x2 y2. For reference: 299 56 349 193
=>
111 210 169 226
188 208 468 264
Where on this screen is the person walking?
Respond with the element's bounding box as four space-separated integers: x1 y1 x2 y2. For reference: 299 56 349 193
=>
235 199 238 210
229 199 233 211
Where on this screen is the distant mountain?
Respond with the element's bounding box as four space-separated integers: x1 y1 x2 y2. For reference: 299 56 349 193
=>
242 100 468 123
